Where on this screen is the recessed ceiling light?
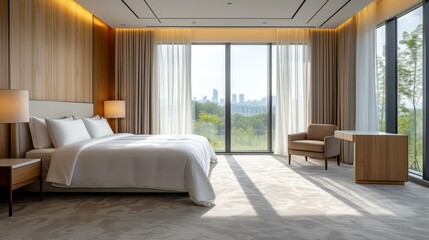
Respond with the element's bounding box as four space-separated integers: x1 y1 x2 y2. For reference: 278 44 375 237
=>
227 2 232 5
192 22 196 24
262 22 267 24
121 24 126 27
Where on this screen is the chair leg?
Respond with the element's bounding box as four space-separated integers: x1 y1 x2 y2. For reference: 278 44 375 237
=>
325 158 328 170
337 155 340 166
288 154 291 165
305 156 308 161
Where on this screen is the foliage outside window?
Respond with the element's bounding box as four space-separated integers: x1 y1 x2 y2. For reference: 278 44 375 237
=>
397 7 423 175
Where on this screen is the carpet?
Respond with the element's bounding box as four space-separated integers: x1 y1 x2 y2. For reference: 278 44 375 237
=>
1 155 429 240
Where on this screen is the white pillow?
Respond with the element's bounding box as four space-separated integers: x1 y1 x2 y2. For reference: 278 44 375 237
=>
45 118 91 148
72 115 100 120
82 118 114 138
29 117 52 149
29 116 72 149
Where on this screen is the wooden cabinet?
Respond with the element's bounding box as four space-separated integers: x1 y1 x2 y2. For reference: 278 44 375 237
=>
0 158 42 216
335 131 408 185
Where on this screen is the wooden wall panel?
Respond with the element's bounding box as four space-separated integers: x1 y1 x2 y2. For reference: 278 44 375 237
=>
93 16 115 128
0 0 9 158
0 0 8 89
9 0 93 102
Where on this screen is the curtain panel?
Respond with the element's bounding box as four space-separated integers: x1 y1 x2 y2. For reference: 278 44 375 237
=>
115 29 153 134
355 2 378 131
275 29 311 155
310 29 338 125
152 29 192 135
337 18 357 164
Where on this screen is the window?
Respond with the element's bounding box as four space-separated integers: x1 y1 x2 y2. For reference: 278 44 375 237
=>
231 45 269 151
397 7 423 175
376 25 386 132
191 44 274 152
191 45 226 151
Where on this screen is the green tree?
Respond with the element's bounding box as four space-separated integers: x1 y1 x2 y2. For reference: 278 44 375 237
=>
377 53 386 131
397 24 423 172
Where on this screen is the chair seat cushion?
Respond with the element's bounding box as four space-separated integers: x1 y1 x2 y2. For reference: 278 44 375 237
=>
289 140 324 153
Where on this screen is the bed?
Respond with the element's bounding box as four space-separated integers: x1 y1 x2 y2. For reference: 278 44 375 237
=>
13 101 217 206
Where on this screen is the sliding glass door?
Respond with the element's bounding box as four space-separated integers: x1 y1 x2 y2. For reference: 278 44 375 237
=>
191 45 226 151
192 44 272 153
231 45 269 151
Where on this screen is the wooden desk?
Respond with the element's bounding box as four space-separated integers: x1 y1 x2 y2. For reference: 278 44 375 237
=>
334 131 408 185
0 158 42 216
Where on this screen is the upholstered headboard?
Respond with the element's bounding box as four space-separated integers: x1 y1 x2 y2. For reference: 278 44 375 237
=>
12 100 93 158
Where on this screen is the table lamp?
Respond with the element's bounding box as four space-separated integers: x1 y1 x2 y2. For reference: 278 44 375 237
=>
0 90 30 158
104 100 125 132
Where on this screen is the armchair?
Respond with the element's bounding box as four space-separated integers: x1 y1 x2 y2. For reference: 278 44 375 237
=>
288 124 340 170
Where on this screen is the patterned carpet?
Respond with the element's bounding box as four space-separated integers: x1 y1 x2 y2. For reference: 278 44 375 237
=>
1 155 429 240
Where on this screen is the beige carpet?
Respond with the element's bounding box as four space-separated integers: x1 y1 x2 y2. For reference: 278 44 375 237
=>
1 155 429 240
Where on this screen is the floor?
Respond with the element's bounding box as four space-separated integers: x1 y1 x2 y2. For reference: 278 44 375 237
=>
1 155 429 240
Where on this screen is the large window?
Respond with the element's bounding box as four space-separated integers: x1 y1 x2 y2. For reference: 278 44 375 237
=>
231 45 269 151
397 7 423 175
376 25 386 132
192 44 274 152
381 5 425 177
191 45 226 151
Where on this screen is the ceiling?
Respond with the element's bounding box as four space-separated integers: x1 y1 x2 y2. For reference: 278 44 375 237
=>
75 0 373 29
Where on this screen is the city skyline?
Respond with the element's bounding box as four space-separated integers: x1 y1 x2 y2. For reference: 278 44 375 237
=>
194 88 276 104
191 45 271 101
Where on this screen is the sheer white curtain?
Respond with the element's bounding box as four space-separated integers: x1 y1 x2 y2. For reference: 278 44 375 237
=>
275 29 311 155
356 2 378 131
152 29 192 134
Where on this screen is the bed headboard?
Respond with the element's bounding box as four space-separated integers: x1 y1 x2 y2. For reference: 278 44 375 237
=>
12 100 94 158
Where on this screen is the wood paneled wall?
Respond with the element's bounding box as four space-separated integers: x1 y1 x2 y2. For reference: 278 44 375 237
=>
93 16 116 129
0 0 115 157
9 0 93 102
0 0 9 158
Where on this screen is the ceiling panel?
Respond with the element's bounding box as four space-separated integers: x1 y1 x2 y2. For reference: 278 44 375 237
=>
75 0 374 29
122 0 157 19
146 0 305 19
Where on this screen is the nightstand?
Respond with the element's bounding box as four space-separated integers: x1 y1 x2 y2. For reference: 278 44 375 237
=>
0 158 42 217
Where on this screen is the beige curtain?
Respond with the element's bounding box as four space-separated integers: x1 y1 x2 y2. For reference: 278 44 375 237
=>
337 18 357 164
115 29 153 134
310 29 338 124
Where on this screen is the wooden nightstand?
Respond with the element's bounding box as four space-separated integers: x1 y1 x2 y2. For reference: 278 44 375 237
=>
0 158 42 217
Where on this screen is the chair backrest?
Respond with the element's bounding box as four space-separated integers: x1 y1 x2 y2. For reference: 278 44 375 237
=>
307 124 337 141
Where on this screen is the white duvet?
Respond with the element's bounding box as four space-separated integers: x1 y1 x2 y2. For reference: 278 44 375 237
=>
46 134 217 206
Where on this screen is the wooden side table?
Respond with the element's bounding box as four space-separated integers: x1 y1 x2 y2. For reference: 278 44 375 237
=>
0 158 42 217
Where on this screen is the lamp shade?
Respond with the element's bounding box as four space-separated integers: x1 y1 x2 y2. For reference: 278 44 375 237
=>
0 90 29 123
104 100 125 118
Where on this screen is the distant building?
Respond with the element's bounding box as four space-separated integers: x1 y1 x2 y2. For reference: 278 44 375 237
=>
232 94 237 103
202 96 207 102
212 89 218 103
220 98 225 105
239 94 244 103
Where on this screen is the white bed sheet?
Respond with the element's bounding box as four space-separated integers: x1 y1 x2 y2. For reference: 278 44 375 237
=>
46 134 217 206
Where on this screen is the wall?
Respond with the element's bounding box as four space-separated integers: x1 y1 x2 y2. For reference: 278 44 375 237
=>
9 0 93 102
0 0 114 157
192 28 277 43
93 16 116 129
0 0 9 158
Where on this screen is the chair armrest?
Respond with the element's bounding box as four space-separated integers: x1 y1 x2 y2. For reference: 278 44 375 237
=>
324 135 341 158
288 132 307 143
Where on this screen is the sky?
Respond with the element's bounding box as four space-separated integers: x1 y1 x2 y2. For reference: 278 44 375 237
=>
191 44 272 101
